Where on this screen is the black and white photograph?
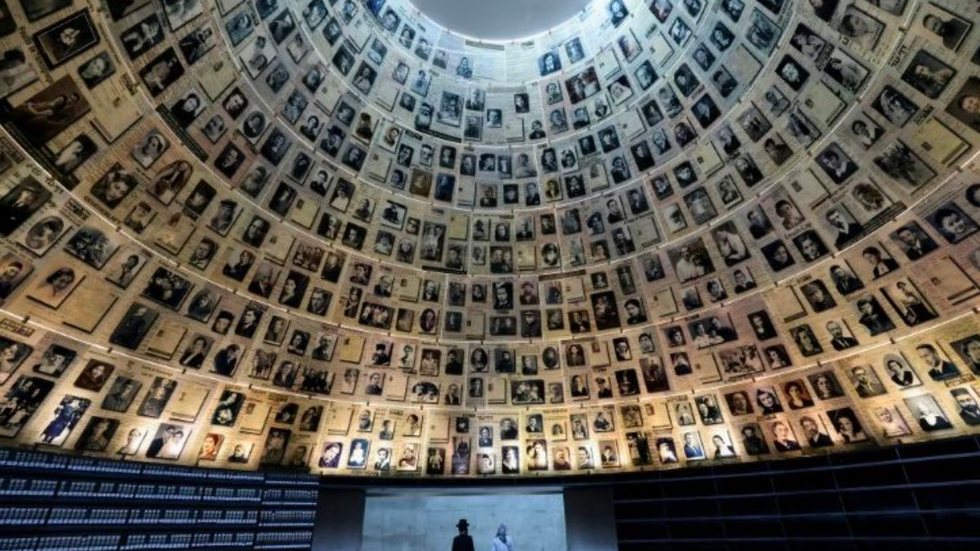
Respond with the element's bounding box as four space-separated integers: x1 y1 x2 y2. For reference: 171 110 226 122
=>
32 10 100 68
1 76 90 146
77 51 115 88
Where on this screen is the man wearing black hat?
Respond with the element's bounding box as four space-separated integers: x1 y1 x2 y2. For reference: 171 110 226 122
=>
452 519 474 551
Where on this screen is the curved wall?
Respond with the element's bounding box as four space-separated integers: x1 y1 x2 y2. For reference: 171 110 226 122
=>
0 0 977 477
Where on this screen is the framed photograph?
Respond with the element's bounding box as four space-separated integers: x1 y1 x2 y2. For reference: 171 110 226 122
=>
917 3 972 52
64 226 118 269
90 164 138 210
130 129 170 168
904 394 953 432
1 76 90 146
145 423 190 459
109 303 160 350
33 10 100 69
0 47 38 98
121 13 166 58
38 395 90 446
0 376 53 437
139 47 185 96
27 265 82 309
73 359 114 392
880 278 938 327
179 24 216 65
874 141 935 189
927 202 978 244
946 77 980 133
0 336 31 385
900 49 955 99
823 48 868 94
31 343 75 378
163 0 203 31
73 416 119 452
837 6 883 51
872 85 918 127
105 0 149 20
77 51 115 89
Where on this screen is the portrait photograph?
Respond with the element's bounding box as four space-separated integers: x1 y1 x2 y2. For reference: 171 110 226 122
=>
0 336 31 385
0 376 53 437
945 77 980 132
1 75 90 146
90 164 139 209
0 176 51 238
874 141 936 189
917 3 972 52
901 49 955 99
19 0 72 21
179 24 216 65
131 129 170 168
30 343 75 378
64 226 118 269
145 422 191 460
32 10 100 69
821 48 868 95
109 303 160 350
0 47 38 98
837 6 883 51
927 202 978 244
163 0 203 31
905 394 953 432
880 278 938 327
139 47 185 96
73 360 114 392
73 416 119 452
77 51 115 89
38 394 90 446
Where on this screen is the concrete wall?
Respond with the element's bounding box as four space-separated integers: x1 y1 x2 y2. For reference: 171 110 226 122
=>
361 492 567 551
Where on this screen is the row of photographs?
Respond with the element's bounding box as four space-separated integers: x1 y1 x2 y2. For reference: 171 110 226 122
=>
1 313 979 475
0 158 977 402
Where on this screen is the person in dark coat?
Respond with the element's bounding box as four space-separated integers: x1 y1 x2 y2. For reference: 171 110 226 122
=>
452 519 474 551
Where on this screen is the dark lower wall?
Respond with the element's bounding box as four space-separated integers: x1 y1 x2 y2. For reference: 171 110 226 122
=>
612 436 980 551
564 486 618 551
312 488 365 551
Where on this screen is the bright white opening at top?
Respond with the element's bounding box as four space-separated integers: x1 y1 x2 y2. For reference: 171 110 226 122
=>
408 0 592 42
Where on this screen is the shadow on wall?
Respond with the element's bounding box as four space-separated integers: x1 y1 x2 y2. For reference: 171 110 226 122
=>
361 493 566 551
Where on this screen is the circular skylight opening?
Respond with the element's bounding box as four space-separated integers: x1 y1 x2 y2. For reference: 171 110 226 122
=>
409 0 592 41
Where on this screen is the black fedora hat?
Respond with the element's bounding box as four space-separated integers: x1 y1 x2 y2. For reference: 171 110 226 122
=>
456 519 469 529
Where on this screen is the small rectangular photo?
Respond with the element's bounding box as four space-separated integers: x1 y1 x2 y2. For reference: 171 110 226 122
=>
836 6 883 51
145 422 191 459
1 76 90 146
945 77 980 134
139 48 185 96
33 10 100 69
28 265 83 309
73 416 119 452
0 336 32 385
0 47 38 98
904 393 953 432
37 394 91 446
900 49 955 99
77 51 116 89
916 3 972 52
163 0 203 31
